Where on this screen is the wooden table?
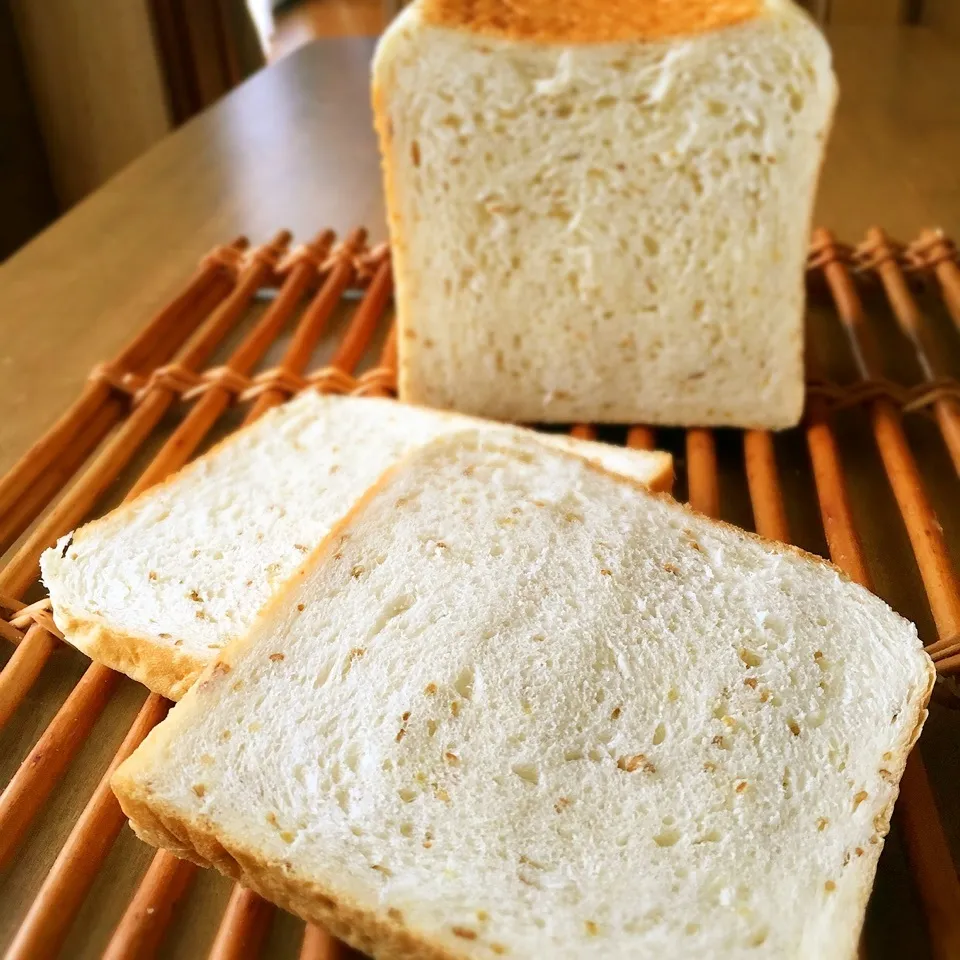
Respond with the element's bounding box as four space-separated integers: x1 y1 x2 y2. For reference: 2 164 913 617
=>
1 26 959 478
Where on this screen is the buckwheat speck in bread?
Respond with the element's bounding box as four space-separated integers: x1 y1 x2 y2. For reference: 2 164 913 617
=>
373 0 837 428
113 432 932 960
41 392 670 700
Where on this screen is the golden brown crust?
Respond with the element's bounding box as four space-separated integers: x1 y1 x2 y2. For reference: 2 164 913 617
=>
55 607 207 701
647 456 674 494
116 783 477 960
372 61 416 408
421 0 761 44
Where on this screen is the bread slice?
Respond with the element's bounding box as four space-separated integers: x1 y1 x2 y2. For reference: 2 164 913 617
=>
113 431 932 960
373 0 837 428
41 392 671 700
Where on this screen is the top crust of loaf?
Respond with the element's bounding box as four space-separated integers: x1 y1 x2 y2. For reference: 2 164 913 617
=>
420 0 761 44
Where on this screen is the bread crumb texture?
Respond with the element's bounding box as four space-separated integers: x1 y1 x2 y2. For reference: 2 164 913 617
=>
422 0 761 43
377 1 836 427
40 393 670 699
114 433 931 960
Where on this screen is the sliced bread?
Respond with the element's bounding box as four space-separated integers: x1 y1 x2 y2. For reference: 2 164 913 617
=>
41 392 671 700
113 431 932 959
373 0 837 428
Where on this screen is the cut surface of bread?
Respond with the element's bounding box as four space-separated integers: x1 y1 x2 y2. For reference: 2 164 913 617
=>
374 0 837 428
113 432 932 960
41 392 671 700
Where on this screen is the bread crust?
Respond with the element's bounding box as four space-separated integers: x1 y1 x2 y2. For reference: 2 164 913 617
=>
112 431 933 960
116 788 474 960
53 606 207 701
420 0 761 44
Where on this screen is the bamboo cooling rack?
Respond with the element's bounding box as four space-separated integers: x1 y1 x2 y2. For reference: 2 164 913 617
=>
1 226 960 960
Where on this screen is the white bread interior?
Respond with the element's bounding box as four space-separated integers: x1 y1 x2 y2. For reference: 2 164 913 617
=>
374 0 837 428
114 431 932 960
41 392 671 700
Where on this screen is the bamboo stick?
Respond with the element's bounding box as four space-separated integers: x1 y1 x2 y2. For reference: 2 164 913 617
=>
102 849 196 960
812 229 960 657
0 617 20 645
744 430 791 542
896 754 960 960
918 230 960 334
247 229 367 422
118 238 248 372
381 324 398 372
0 661 121 866
686 428 719 517
805 404 871 585
0 402 123 556
932 650 960 674
5 693 171 960
871 406 960 653
0 623 60 728
327 256 393 374
865 228 960 474
626 426 656 450
207 887 275 960
809 232 960 959
363 324 398 401
299 924 344 960
0 240 245 526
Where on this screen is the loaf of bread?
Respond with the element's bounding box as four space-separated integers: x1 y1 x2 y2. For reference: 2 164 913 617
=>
113 431 932 959
373 0 837 428
41 392 671 700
